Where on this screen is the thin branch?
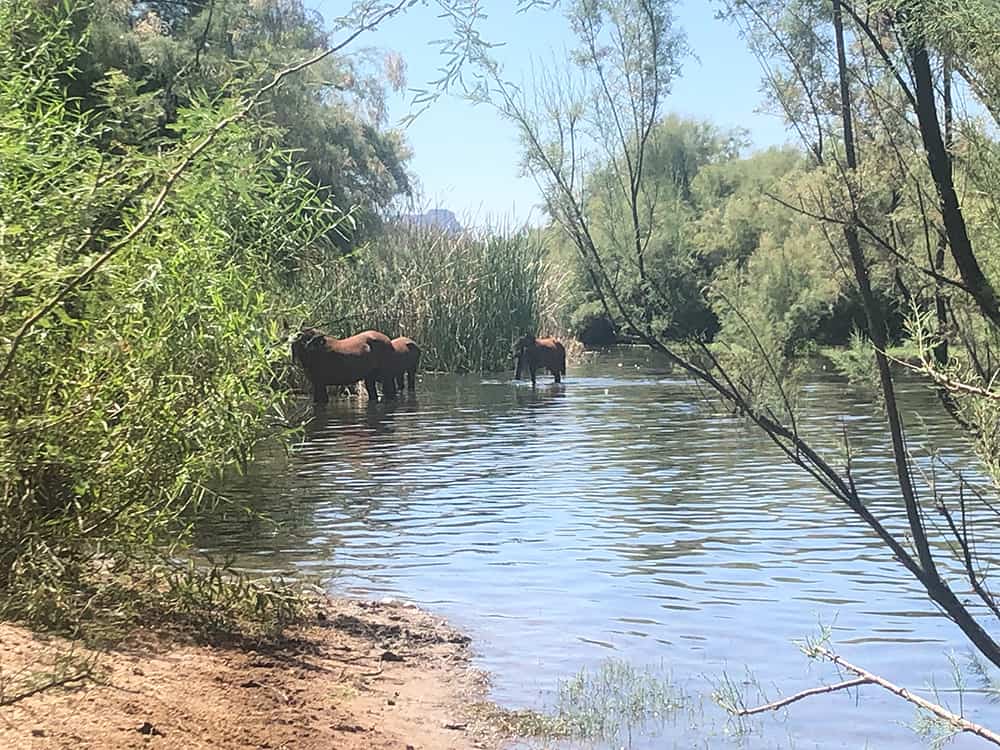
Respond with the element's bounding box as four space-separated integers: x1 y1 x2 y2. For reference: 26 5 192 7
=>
194 0 216 69
712 287 799 446
727 8 824 162
936 496 1000 620
736 677 871 716
0 669 93 707
839 0 917 110
887 353 1000 403
732 1 826 161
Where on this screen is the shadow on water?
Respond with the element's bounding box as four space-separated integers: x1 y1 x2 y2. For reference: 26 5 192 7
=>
306 391 423 440
197 350 995 749
513 382 566 411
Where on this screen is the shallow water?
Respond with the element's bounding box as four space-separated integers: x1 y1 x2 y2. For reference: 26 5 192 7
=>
201 348 999 748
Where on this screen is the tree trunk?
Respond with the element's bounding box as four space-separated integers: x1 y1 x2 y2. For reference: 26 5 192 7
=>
907 33 1000 329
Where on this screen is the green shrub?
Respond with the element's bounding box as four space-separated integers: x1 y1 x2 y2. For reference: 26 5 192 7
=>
0 0 341 636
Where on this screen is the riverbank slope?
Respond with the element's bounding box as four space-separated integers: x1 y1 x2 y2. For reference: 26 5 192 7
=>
0 597 499 750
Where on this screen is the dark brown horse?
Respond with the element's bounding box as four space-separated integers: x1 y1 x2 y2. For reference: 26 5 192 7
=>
388 336 421 393
291 328 395 403
514 335 566 386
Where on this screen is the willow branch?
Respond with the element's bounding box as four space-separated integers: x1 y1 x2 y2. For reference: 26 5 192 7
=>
887 353 1000 403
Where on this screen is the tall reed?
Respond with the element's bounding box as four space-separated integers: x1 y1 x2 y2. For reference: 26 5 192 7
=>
315 221 567 373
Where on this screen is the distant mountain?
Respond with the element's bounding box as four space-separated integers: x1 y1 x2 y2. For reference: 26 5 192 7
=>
400 208 463 233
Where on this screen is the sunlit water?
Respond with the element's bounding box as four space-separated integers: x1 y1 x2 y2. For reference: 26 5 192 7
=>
200 348 999 748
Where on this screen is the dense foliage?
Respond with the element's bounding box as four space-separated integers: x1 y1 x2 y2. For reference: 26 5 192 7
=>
556 118 912 358
0 0 348 633
71 0 412 243
711 0 1000 477
0 0 556 636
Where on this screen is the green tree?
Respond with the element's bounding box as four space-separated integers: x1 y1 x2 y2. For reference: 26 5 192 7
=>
713 0 1000 672
1 0 567 636
64 0 413 245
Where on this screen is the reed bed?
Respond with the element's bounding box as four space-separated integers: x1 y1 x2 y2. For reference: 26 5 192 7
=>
317 222 567 373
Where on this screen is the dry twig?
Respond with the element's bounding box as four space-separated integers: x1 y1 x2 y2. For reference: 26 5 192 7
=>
735 677 871 716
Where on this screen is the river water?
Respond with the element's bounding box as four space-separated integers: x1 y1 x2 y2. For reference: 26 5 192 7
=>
200 348 998 748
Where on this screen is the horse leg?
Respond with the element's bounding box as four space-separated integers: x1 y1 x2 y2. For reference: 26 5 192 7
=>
383 376 398 401
407 369 415 390
313 382 329 404
364 378 379 402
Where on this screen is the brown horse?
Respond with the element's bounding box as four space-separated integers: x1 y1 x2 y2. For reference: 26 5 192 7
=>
514 335 566 386
388 337 421 393
291 328 395 403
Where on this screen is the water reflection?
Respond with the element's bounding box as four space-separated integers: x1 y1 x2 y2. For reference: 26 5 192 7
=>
200 349 996 749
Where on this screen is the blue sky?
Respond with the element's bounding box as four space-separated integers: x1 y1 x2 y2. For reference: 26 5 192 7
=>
315 1 797 224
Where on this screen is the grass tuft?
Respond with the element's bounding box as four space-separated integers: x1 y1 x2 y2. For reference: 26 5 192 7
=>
474 658 685 747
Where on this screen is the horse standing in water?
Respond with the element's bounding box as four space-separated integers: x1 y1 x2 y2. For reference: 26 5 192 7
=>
291 328 396 403
388 336 421 393
514 335 566 386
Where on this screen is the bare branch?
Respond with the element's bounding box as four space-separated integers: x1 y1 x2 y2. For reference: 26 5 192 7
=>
815 648 1000 747
887 353 1000 403
736 677 871 717
936 493 1000 620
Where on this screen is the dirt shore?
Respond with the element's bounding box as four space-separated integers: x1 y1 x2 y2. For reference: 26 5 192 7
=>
0 597 506 750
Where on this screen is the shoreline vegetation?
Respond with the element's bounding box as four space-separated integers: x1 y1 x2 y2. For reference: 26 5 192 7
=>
0 0 557 726
0 585 690 750
0 0 560 643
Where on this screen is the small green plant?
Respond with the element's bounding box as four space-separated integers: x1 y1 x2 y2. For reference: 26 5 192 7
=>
476 659 685 748
825 328 878 387
709 667 768 740
556 658 685 745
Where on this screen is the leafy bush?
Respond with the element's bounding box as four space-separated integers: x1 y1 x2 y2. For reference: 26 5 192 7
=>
0 0 342 635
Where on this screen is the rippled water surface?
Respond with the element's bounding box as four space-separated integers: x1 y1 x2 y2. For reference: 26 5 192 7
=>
201 349 998 748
